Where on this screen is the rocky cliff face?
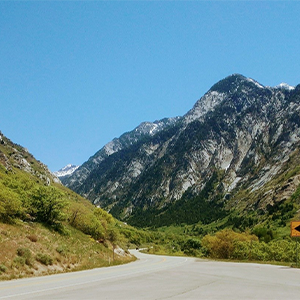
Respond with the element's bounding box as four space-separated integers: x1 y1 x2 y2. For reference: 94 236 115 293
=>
63 74 300 227
62 117 180 188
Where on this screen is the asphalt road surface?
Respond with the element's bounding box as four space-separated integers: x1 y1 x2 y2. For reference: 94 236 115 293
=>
1 250 300 299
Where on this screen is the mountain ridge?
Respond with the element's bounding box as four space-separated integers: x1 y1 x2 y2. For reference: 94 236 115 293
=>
62 74 300 228
62 117 180 188
54 164 79 179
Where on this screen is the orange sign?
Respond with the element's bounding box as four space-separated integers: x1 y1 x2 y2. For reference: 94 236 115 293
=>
291 221 300 237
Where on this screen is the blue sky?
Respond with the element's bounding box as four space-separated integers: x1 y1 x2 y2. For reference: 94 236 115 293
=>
1 1 300 172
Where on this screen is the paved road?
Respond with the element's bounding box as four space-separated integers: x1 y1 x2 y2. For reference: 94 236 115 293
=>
1 250 300 299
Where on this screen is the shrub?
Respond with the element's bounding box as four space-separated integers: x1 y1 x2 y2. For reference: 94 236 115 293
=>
182 238 202 256
68 204 105 240
27 234 38 242
17 247 34 266
250 241 268 261
266 239 296 262
252 226 275 242
36 253 53 265
0 264 7 273
13 256 25 268
232 241 252 260
29 186 67 225
202 229 258 259
56 246 67 256
0 187 23 223
202 229 298 263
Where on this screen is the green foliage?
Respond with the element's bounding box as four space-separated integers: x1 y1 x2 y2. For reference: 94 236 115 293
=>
267 201 297 226
106 227 120 246
0 264 7 273
17 247 34 266
13 256 25 268
252 226 275 242
119 226 154 247
201 229 298 263
56 245 67 256
68 204 106 240
0 172 68 227
0 160 122 243
202 229 258 259
28 186 67 225
36 253 53 265
226 213 258 231
127 171 227 227
0 184 23 223
181 238 202 256
291 184 300 203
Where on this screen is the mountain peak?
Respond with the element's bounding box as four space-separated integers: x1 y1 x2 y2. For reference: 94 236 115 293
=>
54 164 79 178
184 74 265 124
210 74 264 93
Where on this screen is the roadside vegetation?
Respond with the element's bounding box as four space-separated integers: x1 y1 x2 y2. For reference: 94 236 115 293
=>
2 167 300 280
0 165 140 280
0 222 135 280
138 226 299 266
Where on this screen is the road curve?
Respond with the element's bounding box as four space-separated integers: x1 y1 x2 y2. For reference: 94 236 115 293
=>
1 250 300 299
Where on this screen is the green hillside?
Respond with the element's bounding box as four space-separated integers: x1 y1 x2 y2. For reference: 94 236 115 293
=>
0 132 150 280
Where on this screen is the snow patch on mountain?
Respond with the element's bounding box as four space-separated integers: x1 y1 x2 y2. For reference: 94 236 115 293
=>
54 164 79 178
274 83 295 91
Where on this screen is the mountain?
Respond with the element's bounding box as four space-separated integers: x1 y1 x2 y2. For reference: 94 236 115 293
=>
54 164 79 179
61 117 180 188
0 132 60 185
63 74 300 228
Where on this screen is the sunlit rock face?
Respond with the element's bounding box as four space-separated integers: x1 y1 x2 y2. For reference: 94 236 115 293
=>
63 74 300 225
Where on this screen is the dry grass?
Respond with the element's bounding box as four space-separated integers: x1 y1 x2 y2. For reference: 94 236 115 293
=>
0 222 135 280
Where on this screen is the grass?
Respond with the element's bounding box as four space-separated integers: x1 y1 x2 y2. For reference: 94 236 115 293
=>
0 222 135 281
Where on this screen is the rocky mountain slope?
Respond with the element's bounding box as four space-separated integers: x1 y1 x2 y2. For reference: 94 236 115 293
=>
0 132 60 185
63 74 300 227
62 117 179 188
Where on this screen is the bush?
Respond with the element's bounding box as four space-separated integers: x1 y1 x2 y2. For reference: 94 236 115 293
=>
56 246 67 256
36 253 53 265
250 241 269 261
27 234 38 242
232 241 252 260
0 186 23 223
13 256 25 268
68 205 106 240
266 239 296 262
202 229 298 263
0 264 7 273
29 186 67 225
202 229 258 259
181 238 202 256
252 226 275 242
17 247 34 266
